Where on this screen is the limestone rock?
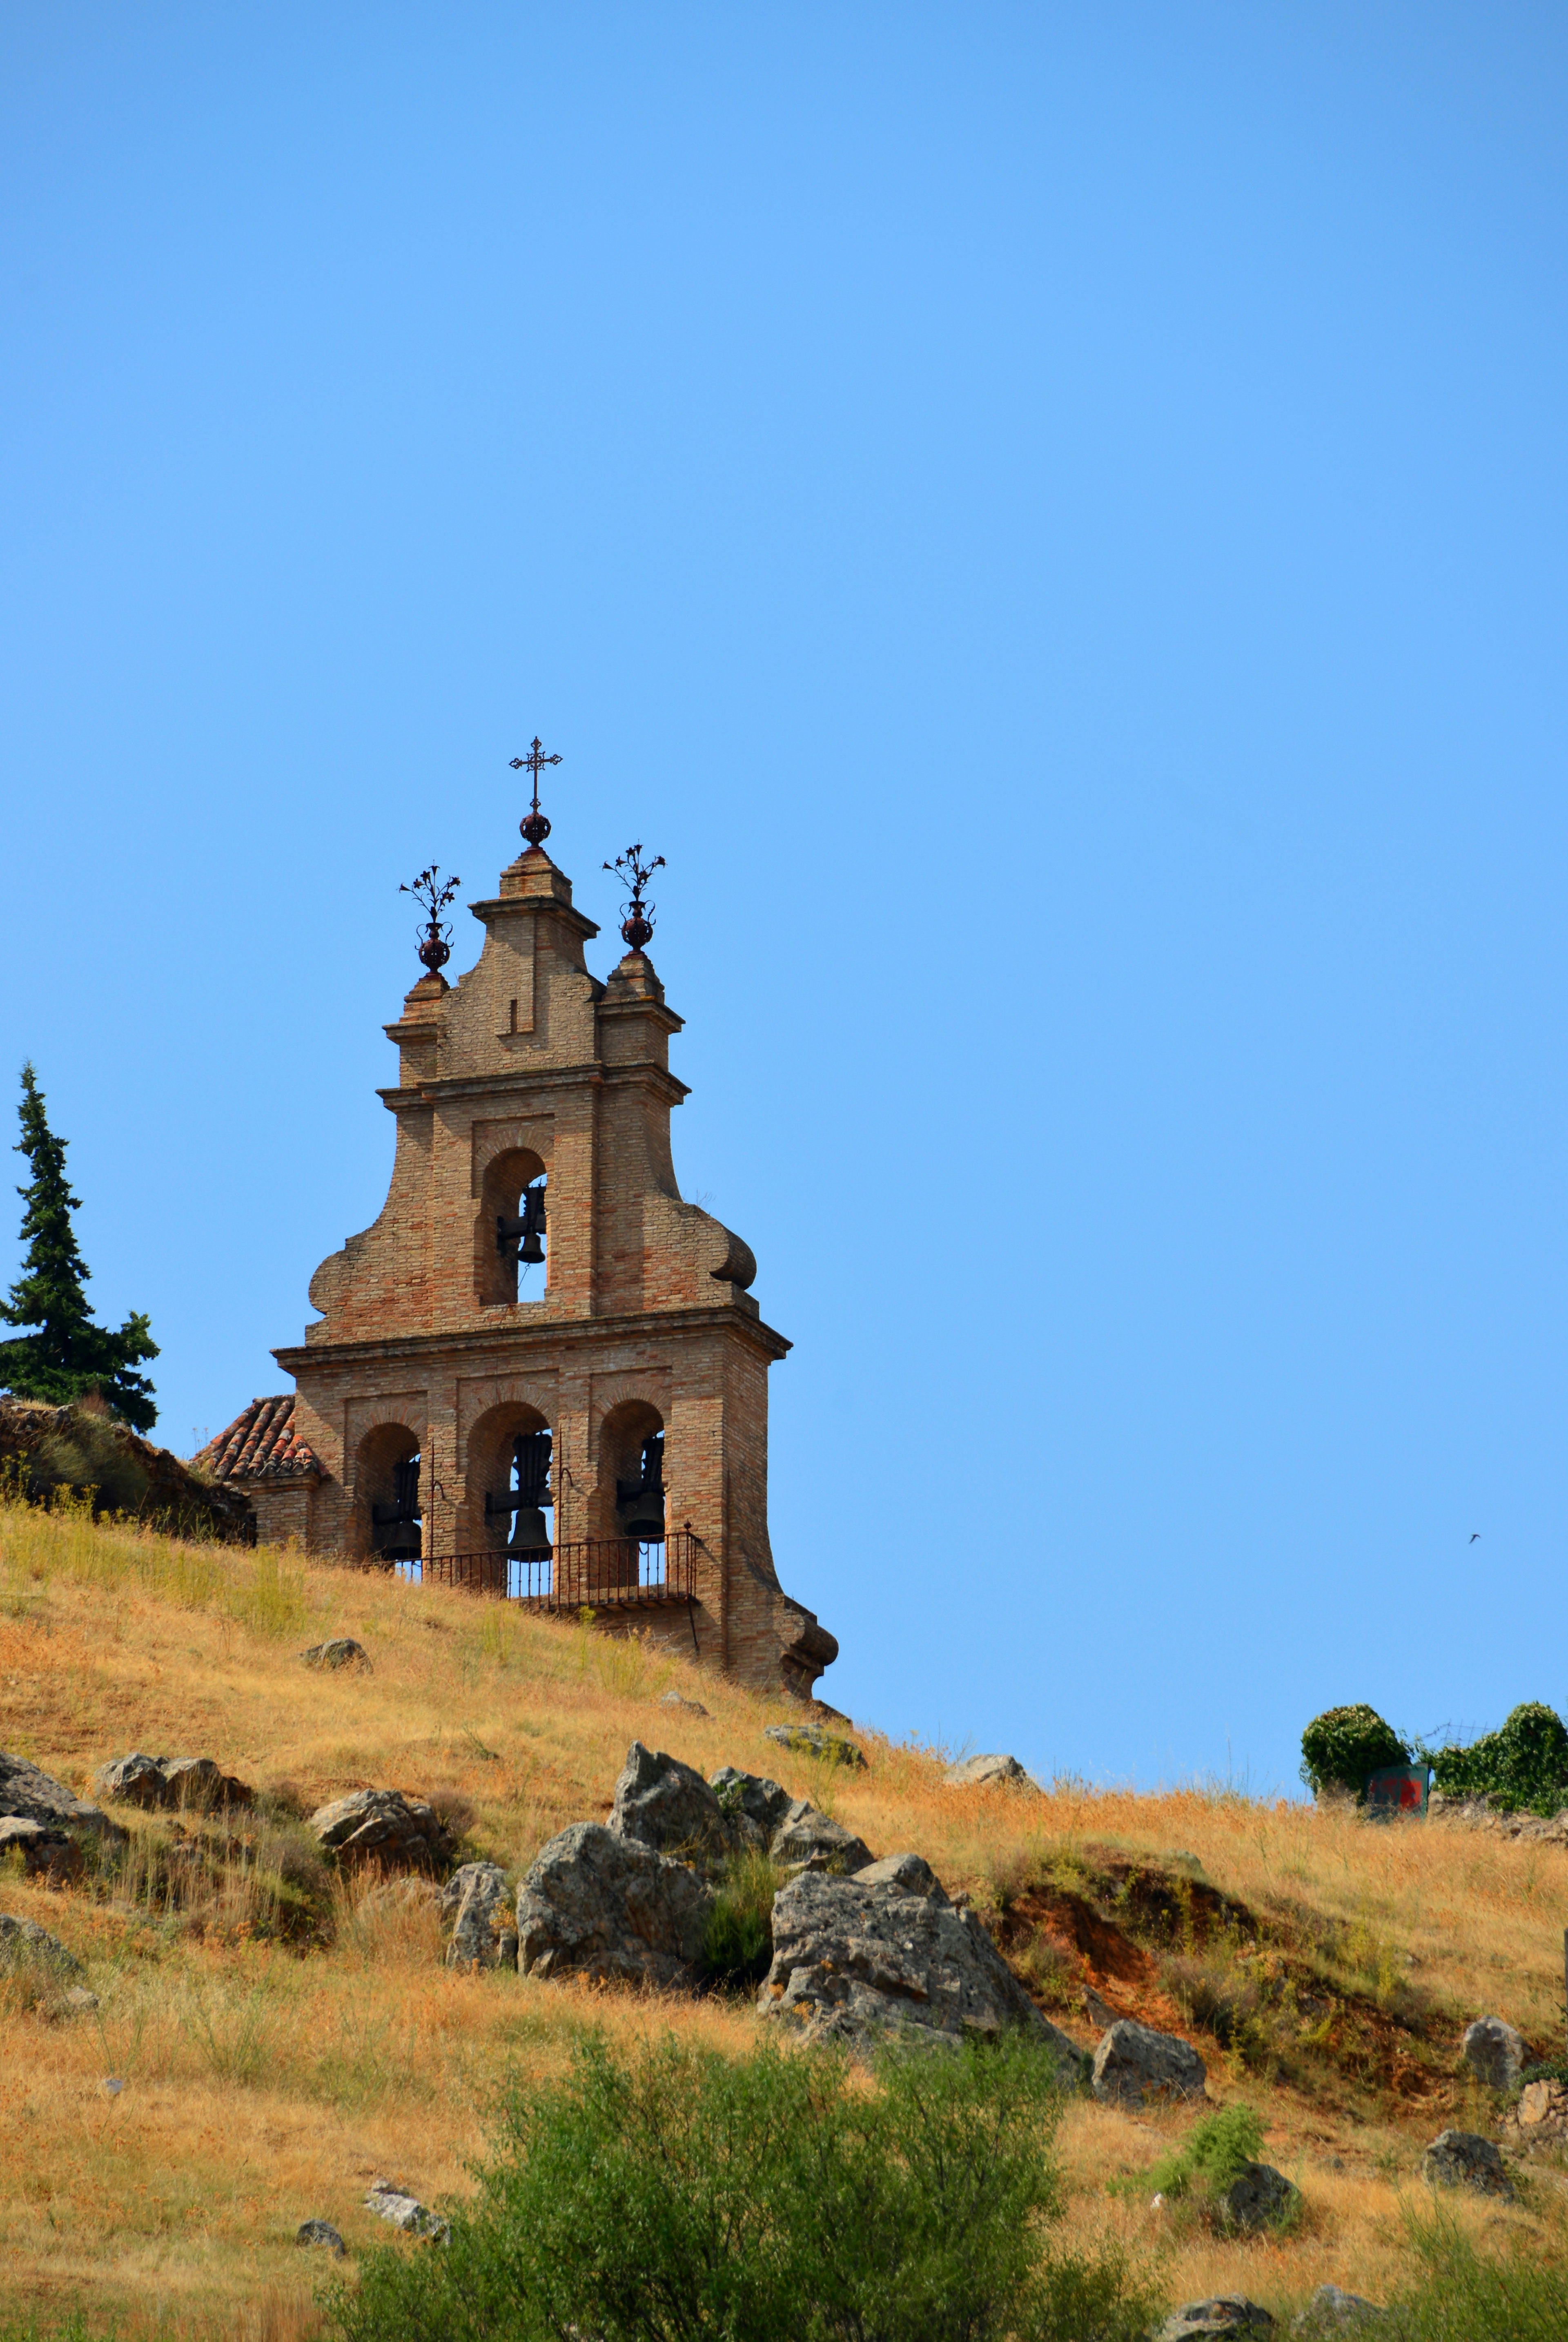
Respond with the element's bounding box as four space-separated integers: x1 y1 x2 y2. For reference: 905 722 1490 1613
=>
1421 2128 1514 2199
769 1798 874 1878
0 1750 122 1841
1461 2015 1525 2092
515 1820 712 1989
0 1815 84 1883
441 1860 517 1970
758 1857 1084 2078
1219 2161 1300 2232
661 1692 709 1717
608 1742 731 1864
1510 2077 1568 2139
944 1752 1038 1790
365 2179 449 2242
1293 2286 1386 2331
709 1767 793 1839
309 1789 450 1871
762 1723 866 1769
298 1638 372 1672
94 1753 252 1812
296 2219 346 2255
1091 2019 1207 2109
1157 2302 1274 2340
0 1912 85 1979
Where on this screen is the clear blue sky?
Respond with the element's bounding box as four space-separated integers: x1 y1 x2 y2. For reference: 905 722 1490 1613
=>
3 5 1565 1793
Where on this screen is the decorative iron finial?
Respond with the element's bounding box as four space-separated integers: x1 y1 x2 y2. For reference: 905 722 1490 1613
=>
509 736 563 848
603 843 665 952
400 864 462 977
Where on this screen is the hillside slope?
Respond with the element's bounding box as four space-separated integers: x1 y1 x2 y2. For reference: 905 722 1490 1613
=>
1 1498 1565 2337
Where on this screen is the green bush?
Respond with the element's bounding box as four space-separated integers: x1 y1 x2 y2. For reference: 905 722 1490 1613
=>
1143 2103 1265 2201
1426 1702 1568 1816
701 1847 781 1984
1382 2208 1568 2340
324 2030 1154 2342
1299 1704 1410 1800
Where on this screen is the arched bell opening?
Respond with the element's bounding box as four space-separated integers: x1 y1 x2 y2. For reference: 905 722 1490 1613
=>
354 1422 423 1579
475 1146 548 1307
591 1399 666 1589
464 1401 553 1597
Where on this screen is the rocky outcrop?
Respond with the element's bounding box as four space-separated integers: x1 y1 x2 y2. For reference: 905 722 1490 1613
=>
1428 1792 1568 1845
0 1912 85 1978
1293 2287 1386 2331
945 1753 1038 1790
441 1861 516 1970
94 1753 252 1812
609 1742 732 1865
515 1821 713 1988
309 1790 450 1871
661 1692 708 1716
298 1638 372 1673
0 1396 254 1541
1421 2128 1514 2198
1461 2014 1524 2092
0 1816 83 1883
365 2179 449 2242
0 1750 123 1842
1157 2303 1274 2339
769 1799 874 1878
762 1723 865 1769
1091 2019 1207 2108
709 1766 793 1842
1219 2162 1299 2232
296 2220 346 2255
1507 2077 1568 2143
758 1852 1083 2077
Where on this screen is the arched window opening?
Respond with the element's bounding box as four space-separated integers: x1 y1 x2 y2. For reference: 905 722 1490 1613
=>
357 1424 423 1580
487 1426 554 1597
592 1400 668 1592
615 1431 665 1543
476 1148 548 1306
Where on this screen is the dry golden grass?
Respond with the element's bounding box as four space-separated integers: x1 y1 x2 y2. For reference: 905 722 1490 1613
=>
1 1495 1565 2334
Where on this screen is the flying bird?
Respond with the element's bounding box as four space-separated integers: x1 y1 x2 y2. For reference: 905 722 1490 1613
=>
1469 1532 1481 1543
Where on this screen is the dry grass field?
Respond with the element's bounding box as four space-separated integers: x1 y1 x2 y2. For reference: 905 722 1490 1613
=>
2 1496 1565 2338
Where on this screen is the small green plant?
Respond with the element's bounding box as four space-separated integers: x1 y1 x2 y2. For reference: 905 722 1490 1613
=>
1144 2102 1266 2200
702 1847 781 1983
1300 1705 1410 1800
1424 1703 1568 1816
1382 2204 1568 2339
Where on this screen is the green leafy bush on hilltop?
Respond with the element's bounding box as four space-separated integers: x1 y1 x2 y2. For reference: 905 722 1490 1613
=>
1300 1704 1410 1800
1425 1702 1568 1816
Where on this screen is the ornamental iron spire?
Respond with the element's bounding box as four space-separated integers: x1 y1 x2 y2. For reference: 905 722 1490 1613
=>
400 864 462 977
509 736 563 848
603 843 665 952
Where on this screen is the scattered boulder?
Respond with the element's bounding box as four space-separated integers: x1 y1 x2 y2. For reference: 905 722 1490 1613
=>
365 2179 449 2243
1219 2161 1300 2233
0 1750 123 1842
93 1753 252 1813
944 1753 1038 1790
758 1854 1084 2078
309 1789 450 1872
1461 2015 1525 2092
0 1912 85 1981
608 1742 732 1865
762 1723 865 1769
1421 2128 1514 2199
1158 2303 1274 2340
441 1860 517 1970
709 1766 793 1842
1091 2019 1207 2109
296 2219 346 2256
0 1815 84 1884
1508 2077 1568 2141
661 1692 708 1717
1293 2286 1385 2331
298 1638 372 1672
769 1798 874 1878
515 1821 712 1989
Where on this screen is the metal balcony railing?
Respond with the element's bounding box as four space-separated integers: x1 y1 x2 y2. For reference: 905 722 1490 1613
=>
394 1528 698 1609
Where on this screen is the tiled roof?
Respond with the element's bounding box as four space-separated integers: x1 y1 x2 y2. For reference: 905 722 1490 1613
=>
198 1395 321 1483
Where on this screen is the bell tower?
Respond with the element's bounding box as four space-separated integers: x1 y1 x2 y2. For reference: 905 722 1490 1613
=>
265 749 837 1700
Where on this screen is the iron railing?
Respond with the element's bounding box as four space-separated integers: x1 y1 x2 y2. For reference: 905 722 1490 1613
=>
394 1529 698 1610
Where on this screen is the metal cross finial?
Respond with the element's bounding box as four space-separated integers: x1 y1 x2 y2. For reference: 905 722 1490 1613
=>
603 842 666 952
509 736 563 848
400 865 462 978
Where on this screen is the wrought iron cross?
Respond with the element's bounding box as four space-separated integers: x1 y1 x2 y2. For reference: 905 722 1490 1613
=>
509 736 563 848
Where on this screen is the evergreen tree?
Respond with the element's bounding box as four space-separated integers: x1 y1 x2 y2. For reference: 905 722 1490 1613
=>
0 1063 158 1432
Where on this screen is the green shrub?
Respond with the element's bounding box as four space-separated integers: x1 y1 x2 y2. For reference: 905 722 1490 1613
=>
1425 1702 1568 1816
323 2030 1155 2342
1144 2103 1265 2200
1300 1704 1410 1800
1383 2207 1568 2340
701 1847 780 1984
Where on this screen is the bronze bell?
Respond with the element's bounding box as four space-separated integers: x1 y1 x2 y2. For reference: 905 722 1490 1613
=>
510 1506 551 1554
519 1227 545 1265
618 1488 666 1541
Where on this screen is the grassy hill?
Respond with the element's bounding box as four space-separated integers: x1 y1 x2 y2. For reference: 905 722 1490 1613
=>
1 1495 1564 2338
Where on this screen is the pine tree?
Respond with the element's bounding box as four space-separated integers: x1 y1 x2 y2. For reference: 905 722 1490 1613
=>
0 1063 158 1432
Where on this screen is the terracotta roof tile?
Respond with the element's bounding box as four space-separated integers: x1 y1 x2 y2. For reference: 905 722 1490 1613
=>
198 1395 321 1483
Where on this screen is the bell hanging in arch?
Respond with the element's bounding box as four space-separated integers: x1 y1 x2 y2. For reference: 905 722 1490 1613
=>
510 1506 551 1555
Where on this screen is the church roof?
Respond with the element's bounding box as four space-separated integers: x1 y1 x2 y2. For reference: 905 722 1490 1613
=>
198 1394 320 1483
